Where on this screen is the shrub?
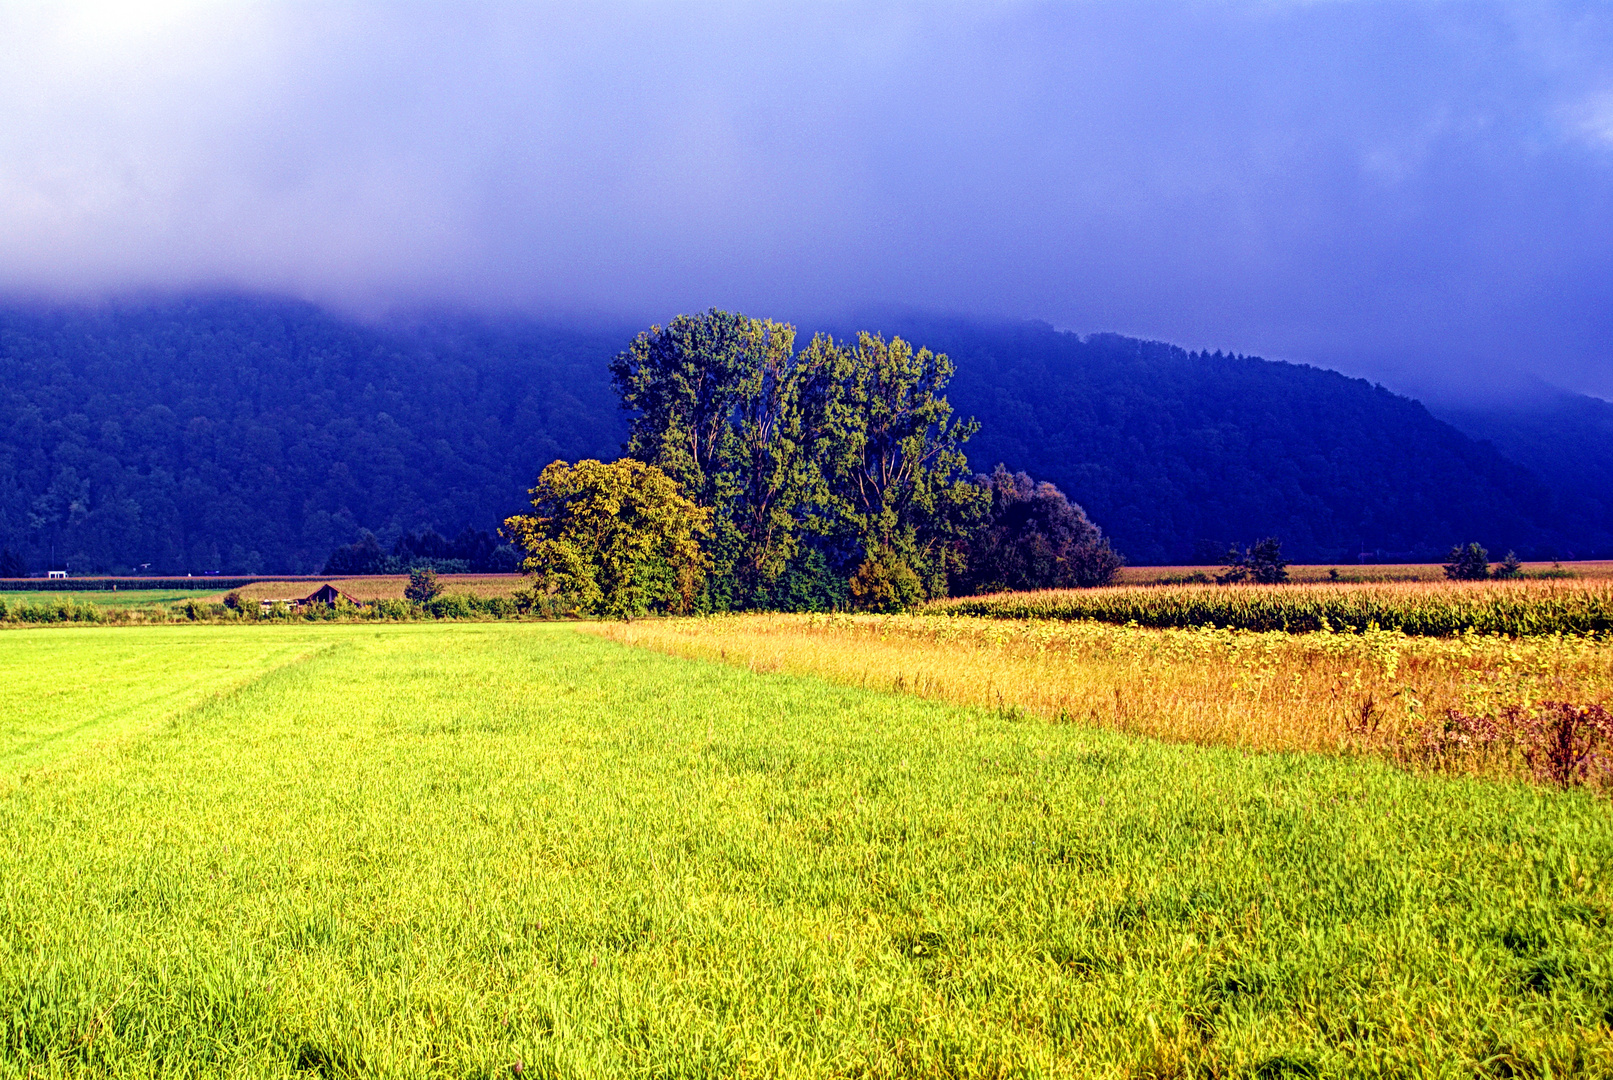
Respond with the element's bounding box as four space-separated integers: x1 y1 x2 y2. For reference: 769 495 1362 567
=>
1433 702 1612 790
405 567 443 603
850 551 924 612
222 590 245 611
424 592 476 619
962 467 1123 592
1494 550 1523 580
366 598 415 620
512 585 575 619
1443 542 1490 581
1517 702 1613 789
1217 538 1288 585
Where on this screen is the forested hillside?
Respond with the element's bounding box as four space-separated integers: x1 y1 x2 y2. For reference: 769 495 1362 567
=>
872 317 1590 564
1429 386 1613 558
0 299 625 574
0 297 1602 574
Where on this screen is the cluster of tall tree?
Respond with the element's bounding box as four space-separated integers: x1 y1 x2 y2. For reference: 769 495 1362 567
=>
504 311 1121 615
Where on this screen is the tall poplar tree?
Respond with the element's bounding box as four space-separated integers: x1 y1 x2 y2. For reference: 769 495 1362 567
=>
610 310 818 607
610 311 984 609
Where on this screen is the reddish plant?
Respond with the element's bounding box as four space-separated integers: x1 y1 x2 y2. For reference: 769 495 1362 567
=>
1435 701 1612 790
1409 706 1504 767
1513 702 1613 789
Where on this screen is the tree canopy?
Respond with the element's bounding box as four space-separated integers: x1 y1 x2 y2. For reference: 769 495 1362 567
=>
1444 542 1492 581
0 298 624 575
502 458 710 618
1217 537 1289 585
962 466 1123 593
610 311 986 610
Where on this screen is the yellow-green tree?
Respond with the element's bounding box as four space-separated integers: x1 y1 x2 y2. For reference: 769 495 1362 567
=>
502 459 710 618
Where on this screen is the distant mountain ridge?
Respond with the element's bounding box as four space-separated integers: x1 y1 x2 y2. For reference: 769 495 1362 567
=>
1424 384 1613 556
850 316 1604 564
0 297 1603 574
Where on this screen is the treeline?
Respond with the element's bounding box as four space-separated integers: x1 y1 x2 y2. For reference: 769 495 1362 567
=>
2 296 1602 576
323 527 522 575
504 311 1120 615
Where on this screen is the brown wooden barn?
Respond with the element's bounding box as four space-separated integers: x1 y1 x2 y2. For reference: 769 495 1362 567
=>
257 583 364 612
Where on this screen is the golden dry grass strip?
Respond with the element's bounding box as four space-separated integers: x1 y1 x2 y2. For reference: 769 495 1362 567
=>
593 613 1613 781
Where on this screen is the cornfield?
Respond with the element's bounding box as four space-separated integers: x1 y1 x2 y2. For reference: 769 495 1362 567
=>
933 579 1613 636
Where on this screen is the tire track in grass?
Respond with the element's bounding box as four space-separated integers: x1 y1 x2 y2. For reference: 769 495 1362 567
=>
0 633 353 776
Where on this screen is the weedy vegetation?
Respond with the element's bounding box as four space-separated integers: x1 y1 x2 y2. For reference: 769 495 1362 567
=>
0 591 528 627
603 614 1613 792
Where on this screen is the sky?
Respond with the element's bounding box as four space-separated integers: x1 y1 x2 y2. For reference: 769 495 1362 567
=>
0 1 1610 400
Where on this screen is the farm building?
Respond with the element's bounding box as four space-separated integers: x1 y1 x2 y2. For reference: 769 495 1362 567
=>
258 584 364 612
303 583 361 607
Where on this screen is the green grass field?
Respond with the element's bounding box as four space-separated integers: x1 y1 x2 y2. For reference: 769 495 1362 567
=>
0 623 1609 1077
1 589 222 610
91 589 229 608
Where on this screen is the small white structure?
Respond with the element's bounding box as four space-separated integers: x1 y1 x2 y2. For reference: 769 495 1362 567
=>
47 570 67 579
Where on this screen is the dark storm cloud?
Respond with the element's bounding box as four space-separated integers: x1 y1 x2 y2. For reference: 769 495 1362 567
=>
1 2 1610 396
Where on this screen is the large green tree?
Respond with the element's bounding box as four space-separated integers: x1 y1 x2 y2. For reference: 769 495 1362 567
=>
802 331 986 602
610 310 823 607
611 311 984 609
502 458 709 618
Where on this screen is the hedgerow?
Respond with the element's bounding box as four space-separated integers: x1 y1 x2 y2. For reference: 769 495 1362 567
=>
0 592 534 627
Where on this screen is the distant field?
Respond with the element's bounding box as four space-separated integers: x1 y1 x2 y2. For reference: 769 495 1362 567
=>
219 573 525 603
0 622 1609 1075
71 593 224 609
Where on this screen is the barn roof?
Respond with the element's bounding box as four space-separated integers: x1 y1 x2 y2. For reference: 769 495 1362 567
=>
302 583 362 605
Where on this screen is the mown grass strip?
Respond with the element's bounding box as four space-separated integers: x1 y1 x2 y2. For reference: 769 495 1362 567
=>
0 626 353 772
